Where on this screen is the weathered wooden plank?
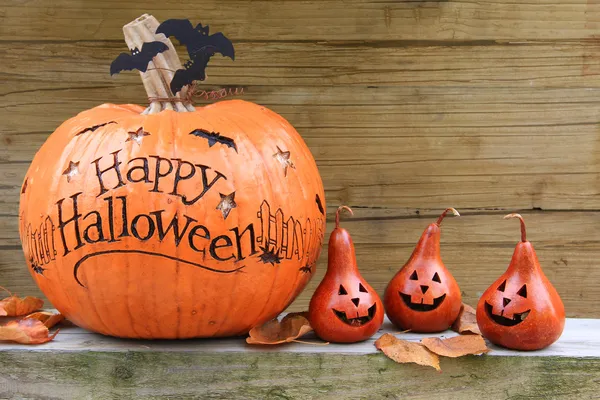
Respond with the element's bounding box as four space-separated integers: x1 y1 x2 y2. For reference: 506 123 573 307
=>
1 0 599 41
2 84 600 213
3 115 598 172
4 170 600 216
0 320 598 399
2 138 599 211
2 41 600 90
4 87 600 135
2 210 599 317
1 352 598 399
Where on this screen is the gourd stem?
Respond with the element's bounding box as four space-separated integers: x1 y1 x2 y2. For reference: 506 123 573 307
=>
0 285 12 297
436 207 460 226
504 213 527 242
122 14 195 114
335 206 354 228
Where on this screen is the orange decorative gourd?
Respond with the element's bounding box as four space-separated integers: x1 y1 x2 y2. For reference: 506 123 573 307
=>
476 214 565 350
309 206 384 343
384 208 462 332
18 15 325 338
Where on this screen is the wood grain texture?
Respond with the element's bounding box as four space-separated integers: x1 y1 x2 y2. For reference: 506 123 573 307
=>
1 0 600 41
2 352 599 399
0 319 599 399
1 0 600 317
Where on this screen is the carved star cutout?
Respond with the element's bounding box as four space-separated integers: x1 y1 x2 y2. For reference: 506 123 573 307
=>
216 192 237 219
299 264 313 274
273 146 295 177
62 161 80 183
258 245 283 266
30 258 46 275
126 127 150 145
21 179 28 194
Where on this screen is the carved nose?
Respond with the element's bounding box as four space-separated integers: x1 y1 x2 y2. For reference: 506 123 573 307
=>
503 297 511 307
420 285 429 294
351 298 360 307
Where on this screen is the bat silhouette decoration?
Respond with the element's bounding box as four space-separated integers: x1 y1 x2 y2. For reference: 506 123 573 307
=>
110 41 169 75
316 194 325 216
156 19 235 94
76 121 117 136
189 129 238 152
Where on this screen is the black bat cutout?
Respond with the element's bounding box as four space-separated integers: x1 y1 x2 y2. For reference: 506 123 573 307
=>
110 41 169 75
170 57 212 95
315 194 325 216
76 121 117 136
156 19 235 94
189 129 237 152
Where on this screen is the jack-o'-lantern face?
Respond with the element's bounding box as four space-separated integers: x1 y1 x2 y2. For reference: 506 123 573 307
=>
399 269 447 312
484 279 531 326
476 214 565 351
332 281 377 327
308 206 385 343
383 213 463 333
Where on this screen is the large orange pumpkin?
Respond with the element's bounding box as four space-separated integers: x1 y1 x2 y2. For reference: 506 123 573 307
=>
18 15 326 338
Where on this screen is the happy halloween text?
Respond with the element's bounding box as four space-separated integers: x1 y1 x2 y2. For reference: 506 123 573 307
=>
22 150 324 273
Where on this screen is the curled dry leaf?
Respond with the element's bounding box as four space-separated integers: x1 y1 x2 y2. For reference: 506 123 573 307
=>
421 335 490 358
375 333 441 371
451 303 481 335
0 319 59 344
25 311 65 329
246 312 313 345
0 295 44 317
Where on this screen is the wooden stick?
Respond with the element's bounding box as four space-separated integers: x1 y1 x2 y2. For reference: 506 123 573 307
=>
122 14 194 113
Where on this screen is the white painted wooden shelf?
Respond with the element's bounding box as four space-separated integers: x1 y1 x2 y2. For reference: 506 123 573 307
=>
2 317 598 357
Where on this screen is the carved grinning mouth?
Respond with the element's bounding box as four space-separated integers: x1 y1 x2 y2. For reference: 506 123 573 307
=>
333 304 377 327
400 292 446 312
485 301 530 327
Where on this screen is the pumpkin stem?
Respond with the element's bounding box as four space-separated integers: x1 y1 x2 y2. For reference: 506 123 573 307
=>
436 207 460 226
335 206 354 228
504 213 527 242
122 14 195 114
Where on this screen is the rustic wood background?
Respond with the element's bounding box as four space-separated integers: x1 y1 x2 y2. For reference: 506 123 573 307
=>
1 0 599 317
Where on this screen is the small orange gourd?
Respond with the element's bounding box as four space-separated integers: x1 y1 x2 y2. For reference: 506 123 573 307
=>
18 15 326 339
476 214 565 350
309 206 384 343
384 208 462 332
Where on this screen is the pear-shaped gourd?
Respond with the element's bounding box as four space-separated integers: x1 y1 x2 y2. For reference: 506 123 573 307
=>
384 208 462 332
309 206 384 343
476 214 565 350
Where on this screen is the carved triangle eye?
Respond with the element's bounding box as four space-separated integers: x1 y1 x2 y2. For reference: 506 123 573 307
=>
338 285 348 295
359 283 368 293
409 271 418 280
517 284 527 298
497 280 506 292
432 272 441 283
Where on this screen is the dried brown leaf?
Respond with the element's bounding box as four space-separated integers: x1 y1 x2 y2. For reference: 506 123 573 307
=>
0 295 44 317
246 312 313 345
421 335 490 358
0 319 59 344
25 311 65 329
375 333 441 371
451 303 481 335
